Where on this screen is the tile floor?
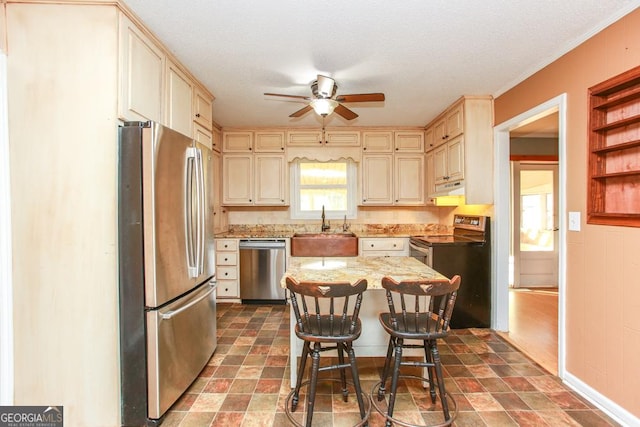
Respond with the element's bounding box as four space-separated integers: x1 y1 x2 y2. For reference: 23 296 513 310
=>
160 304 619 426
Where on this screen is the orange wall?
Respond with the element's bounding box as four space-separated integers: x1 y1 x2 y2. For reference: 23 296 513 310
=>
495 8 640 419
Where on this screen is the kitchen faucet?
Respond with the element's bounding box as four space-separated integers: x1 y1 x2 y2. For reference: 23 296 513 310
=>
342 215 350 232
321 205 330 232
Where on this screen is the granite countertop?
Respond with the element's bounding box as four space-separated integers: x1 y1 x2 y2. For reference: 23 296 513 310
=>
216 224 451 239
280 256 448 290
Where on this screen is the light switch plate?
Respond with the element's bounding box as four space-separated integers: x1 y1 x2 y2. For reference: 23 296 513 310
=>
568 211 581 231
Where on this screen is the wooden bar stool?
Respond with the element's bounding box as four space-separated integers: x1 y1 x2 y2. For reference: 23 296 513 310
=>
372 275 461 427
285 276 370 427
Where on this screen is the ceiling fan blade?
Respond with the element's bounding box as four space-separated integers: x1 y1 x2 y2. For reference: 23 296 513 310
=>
334 104 358 120
336 93 385 103
264 92 310 101
315 75 336 98
289 105 313 118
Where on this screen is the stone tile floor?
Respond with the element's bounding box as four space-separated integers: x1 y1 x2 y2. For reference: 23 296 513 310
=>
161 304 619 426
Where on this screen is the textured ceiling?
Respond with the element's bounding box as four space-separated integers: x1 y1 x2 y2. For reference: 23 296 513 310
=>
122 0 640 129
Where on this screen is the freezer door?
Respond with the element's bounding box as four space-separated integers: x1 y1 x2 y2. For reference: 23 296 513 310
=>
143 123 198 307
146 281 217 420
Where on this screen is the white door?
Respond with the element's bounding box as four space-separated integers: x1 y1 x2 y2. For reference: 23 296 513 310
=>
512 162 559 287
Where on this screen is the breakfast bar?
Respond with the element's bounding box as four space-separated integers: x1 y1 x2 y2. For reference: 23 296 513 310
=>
281 256 449 384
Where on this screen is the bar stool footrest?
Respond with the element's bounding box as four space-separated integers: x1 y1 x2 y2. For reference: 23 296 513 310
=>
285 378 371 427
370 374 458 427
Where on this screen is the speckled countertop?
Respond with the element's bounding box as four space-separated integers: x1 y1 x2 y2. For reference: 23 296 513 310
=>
280 256 448 290
216 223 450 239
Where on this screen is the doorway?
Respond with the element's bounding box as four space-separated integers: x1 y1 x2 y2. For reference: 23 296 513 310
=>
493 94 567 378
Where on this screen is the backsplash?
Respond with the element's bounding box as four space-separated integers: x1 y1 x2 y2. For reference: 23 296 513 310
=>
227 223 451 236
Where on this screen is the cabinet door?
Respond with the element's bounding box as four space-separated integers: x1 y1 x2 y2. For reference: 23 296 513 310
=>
325 131 360 146
211 151 224 233
446 136 464 182
445 101 464 140
394 131 424 152
361 155 393 205
287 131 323 146
362 131 393 152
425 126 436 150
211 127 222 153
425 151 437 202
255 131 285 152
165 60 193 137
222 154 253 204
223 131 253 152
433 145 448 185
193 86 213 130
433 118 447 146
254 154 287 205
394 154 424 205
194 123 212 150
118 13 164 123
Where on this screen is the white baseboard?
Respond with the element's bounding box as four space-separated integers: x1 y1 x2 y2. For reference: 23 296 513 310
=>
563 371 639 427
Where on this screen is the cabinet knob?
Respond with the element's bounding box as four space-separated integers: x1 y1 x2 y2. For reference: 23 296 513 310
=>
224 288 228 292
395 147 399 151
395 199 399 202
441 136 446 140
224 244 228 248
224 257 228 261
363 147 367 151
249 147 252 151
370 244 374 248
195 113 201 118
319 140 323 144
224 272 228 276
281 199 285 202
393 244 397 247
281 147 284 150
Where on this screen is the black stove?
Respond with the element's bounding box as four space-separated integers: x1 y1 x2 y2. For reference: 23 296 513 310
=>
409 214 491 329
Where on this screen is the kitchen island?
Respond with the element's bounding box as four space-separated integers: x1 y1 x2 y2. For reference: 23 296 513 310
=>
281 256 449 383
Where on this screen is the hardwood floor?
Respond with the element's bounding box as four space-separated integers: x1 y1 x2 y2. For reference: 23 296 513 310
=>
498 288 558 375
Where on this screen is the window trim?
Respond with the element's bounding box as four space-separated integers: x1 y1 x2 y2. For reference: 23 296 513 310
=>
290 160 357 220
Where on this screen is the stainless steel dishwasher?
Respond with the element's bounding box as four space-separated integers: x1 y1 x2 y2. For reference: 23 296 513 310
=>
239 239 286 303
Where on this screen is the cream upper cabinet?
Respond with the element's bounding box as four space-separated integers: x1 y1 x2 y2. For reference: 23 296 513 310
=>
193 86 213 130
361 154 393 205
255 131 285 152
394 154 425 205
222 154 253 205
254 154 287 205
223 131 253 152
118 13 164 123
286 130 359 146
325 131 360 146
287 130 323 146
362 131 393 152
425 151 437 203
425 96 493 204
193 123 213 150
165 60 193 137
212 127 222 152
394 131 424 152
222 152 287 206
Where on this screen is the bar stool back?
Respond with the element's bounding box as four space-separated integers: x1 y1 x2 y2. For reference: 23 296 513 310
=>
285 276 370 427
374 275 461 427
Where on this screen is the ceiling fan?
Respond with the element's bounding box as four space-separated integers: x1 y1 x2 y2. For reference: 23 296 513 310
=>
264 75 385 120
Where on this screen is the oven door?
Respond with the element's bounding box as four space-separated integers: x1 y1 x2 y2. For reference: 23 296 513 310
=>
409 242 432 267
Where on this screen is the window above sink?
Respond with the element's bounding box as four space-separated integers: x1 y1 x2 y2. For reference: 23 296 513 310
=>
290 160 357 220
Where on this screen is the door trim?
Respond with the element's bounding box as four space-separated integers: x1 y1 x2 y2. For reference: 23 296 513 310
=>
0 52 14 405
492 93 567 378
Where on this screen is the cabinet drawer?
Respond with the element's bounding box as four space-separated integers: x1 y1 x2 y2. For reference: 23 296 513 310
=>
217 266 237 280
216 239 238 251
217 280 239 298
361 238 406 252
216 252 237 266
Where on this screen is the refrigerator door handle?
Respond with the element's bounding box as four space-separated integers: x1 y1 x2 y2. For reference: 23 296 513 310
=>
161 282 217 320
185 147 198 278
195 148 205 276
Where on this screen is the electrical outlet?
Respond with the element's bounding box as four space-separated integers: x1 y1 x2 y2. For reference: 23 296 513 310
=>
568 211 581 231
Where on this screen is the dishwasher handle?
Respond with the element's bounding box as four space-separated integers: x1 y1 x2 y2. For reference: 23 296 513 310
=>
239 240 286 250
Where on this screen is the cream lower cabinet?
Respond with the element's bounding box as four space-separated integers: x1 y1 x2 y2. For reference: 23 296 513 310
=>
222 153 287 205
216 239 239 299
359 238 409 257
361 153 424 205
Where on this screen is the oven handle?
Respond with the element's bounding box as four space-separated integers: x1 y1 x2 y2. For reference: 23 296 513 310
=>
409 242 431 255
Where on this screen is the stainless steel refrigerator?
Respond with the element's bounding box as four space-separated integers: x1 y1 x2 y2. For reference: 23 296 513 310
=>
118 121 217 426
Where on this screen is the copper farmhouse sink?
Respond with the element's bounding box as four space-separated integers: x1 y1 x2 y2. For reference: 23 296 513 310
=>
290 232 358 257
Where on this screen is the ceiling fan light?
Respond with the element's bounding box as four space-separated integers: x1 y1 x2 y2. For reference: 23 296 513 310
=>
310 99 339 116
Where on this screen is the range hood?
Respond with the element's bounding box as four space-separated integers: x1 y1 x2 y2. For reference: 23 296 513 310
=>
434 180 464 196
